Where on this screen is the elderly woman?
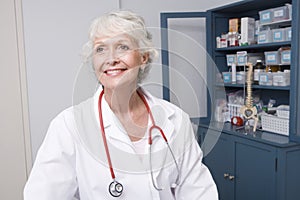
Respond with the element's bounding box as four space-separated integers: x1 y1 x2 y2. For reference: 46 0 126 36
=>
24 10 218 199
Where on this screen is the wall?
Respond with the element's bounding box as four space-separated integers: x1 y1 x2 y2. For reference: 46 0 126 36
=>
0 0 30 199
22 0 119 160
22 0 242 161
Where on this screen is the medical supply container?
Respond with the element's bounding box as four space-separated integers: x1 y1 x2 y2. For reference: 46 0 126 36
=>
226 54 237 66
222 72 232 83
258 30 272 44
272 28 286 42
273 70 290 86
280 49 291 64
259 72 273 86
265 51 280 65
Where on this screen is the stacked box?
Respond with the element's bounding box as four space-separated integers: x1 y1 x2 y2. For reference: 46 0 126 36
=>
236 51 263 66
259 9 273 24
280 50 291 64
226 54 237 66
265 51 280 65
222 72 232 83
272 28 286 42
259 72 273 86
273 5 290 22
273 71 290 86
285 27 292 41
258 30 272 44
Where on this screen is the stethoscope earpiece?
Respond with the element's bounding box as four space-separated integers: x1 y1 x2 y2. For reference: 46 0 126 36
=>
109 180 123 197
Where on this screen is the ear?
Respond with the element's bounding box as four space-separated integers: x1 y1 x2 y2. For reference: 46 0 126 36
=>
141 52 149 64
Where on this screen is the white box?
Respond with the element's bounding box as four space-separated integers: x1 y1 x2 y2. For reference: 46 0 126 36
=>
259 8 273 24
236 51 263 66
273 71 290 86
258 30 272 44
280 50 291 64
241 17 255 45
259 72 273 86
272 28 286 42
226 54 237 66
273 5 290 22
264 51 280 65
285 27 292 41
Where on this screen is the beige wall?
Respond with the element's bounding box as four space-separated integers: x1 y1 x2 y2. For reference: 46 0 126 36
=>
0 0 31 199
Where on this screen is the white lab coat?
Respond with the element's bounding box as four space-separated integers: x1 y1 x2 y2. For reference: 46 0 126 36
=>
24 87 218 200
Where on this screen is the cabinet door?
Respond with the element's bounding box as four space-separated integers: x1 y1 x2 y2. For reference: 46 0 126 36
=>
160 12 210 119
202 130 235 200
234 139 277 200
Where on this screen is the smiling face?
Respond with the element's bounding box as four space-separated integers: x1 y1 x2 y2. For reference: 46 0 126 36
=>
93 34 148 91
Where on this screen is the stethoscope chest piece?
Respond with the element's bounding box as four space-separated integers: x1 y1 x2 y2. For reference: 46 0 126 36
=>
109 180 123 197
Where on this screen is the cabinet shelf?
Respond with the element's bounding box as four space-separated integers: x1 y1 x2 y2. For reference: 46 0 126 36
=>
215 41 291 52
216 83 290 90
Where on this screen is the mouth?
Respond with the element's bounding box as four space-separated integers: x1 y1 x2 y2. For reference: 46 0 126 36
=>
104 68 127 76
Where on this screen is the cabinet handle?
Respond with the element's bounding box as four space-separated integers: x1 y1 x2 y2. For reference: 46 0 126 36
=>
224 173 229 179
229 175 235 180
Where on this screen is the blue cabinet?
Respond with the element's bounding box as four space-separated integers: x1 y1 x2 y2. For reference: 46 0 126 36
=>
199 125 300 200
161 0 300 199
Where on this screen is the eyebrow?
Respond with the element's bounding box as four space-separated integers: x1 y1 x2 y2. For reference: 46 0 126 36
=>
93 38 132 46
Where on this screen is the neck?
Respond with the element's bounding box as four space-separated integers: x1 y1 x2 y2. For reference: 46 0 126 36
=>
103 86 141 115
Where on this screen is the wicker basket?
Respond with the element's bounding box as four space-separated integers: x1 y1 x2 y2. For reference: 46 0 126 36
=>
261 114 289 136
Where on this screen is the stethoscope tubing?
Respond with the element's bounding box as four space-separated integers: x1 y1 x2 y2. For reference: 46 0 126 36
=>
98 88 180 196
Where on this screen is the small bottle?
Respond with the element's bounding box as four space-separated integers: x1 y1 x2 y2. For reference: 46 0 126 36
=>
253 60 265 84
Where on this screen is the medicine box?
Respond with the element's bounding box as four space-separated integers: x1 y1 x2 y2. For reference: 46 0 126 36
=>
229 18 240 32
272 28 286 42
273 5 290 22
226 54 237 66
285 27 292 41
280 50 291 65
259 72 273 86
264 51 280 65
222 72 232 83
236 71 246 84
259 9 273 24
236 51 263 66
258 30 272 44
241 17 255 45
273 71 290 86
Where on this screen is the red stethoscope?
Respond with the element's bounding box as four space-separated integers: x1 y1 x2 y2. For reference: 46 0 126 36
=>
98 89 180 197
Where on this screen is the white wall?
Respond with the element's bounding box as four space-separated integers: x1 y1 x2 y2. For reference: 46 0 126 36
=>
22 0 119 160
0 0 30 199
22 0 243 162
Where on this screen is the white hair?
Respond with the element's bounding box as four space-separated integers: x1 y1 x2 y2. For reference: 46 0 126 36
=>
82 10 158 83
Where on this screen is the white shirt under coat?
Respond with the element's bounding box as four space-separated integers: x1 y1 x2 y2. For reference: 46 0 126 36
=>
24 87 218 199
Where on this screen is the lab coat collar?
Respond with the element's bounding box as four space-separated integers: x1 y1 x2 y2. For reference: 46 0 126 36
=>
93 86 176 143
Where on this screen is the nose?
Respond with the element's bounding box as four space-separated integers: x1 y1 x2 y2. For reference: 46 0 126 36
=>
106 49 120 66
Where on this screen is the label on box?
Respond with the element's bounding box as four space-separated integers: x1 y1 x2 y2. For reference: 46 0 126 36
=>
260 74 268 82
282 53 290 60
274 32 282 39
259 34 266 41
274 10 284 17
273 75 283 82
262 12 271 20
267 54 276 62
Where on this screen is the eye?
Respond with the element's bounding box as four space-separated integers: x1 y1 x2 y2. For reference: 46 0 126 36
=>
118 44 130 51
95 46 105 53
